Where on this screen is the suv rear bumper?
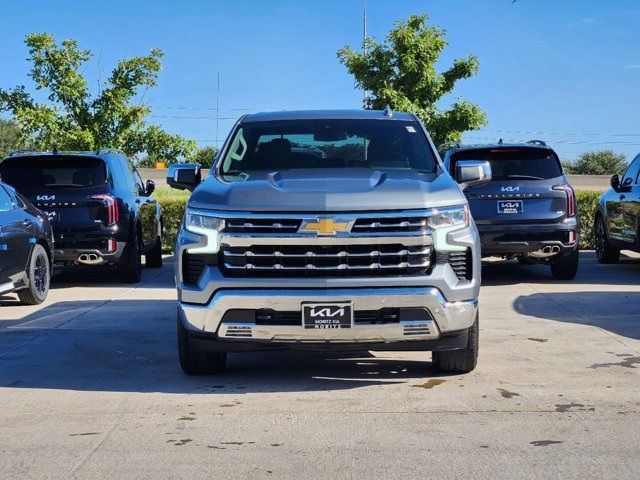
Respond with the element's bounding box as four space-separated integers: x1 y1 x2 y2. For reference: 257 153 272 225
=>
53 241 126 264
477 219 578 255
178 287 478 351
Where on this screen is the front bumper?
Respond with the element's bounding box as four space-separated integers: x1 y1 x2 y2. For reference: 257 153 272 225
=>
178 287 478 346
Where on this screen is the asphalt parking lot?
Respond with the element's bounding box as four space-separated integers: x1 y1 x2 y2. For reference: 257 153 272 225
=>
0 252 638 479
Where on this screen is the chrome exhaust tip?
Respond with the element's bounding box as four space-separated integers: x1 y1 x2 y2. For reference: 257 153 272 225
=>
78 253 103 265
528 245 561 259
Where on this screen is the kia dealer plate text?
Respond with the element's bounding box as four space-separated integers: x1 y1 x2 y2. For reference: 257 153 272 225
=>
302 302 353 329
497 200 523 214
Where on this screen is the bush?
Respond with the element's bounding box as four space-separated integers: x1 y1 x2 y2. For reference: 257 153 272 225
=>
568 150 627 175
576 190 600 250
156 189 603 253
158 198 187 252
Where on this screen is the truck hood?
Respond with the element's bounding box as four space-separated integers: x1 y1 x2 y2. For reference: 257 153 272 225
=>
187 168 465 212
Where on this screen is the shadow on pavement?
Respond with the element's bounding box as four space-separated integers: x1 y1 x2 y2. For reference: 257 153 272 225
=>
0 299 439 394
513 291 640 340
50 256 175 290
482 250 640 287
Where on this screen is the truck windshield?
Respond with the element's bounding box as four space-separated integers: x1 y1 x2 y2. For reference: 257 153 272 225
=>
0 156 108 190
219 119 438 175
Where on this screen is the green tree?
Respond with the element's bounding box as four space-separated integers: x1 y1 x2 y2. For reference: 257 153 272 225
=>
337 14 487 147
569 150 627 175
0 119 23 158
191 145 218 169
0 33 196 161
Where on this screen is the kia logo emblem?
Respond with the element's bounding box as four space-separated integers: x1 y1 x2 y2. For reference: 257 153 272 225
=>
310 307 345 318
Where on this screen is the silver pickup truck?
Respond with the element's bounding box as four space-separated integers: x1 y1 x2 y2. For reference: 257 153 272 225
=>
167 109 491 375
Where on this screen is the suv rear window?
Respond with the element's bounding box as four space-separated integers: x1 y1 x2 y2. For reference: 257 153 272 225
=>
220 119 437 176
450 147 562 180
0 156 108 190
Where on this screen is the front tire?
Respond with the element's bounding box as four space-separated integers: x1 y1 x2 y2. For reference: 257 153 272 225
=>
595 216 620 264
17 244 50 305
177 316 227 375
550 248 579 280
432 312 478 373
118 228 142 283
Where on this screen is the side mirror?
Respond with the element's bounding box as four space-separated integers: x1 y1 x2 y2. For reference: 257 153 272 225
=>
145 179 156 196
455 160 492 190
167 163 202 191
610 174 621 192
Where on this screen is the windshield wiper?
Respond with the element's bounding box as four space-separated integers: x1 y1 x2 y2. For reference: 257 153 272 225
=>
44 183 84 188
506 174 544 180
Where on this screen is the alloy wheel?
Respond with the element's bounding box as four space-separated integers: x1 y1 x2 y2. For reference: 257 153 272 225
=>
34 253 48 295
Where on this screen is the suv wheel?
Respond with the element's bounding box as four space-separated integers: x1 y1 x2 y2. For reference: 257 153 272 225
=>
118 228 142 283
145 234 163 268
18 244 50 305
432 312 478 373
550 248 579 280
177 316 227 375
595 216 620 264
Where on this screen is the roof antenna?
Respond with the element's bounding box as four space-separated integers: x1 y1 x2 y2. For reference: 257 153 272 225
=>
52 145 59 154
383 105 393 117
498 138 504 145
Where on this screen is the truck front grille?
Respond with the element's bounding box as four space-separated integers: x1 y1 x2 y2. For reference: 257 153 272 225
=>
223 215 428 235
221 243 432 277
351 217 427 233
225 218 301 234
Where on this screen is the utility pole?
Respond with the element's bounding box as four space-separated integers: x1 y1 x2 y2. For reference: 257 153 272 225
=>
215 72 220 148
362 0 368 108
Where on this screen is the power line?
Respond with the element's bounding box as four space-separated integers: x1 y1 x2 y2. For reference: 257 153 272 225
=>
474 128 640 138
149 105 254 112
148 114 238 120
464 136 640 146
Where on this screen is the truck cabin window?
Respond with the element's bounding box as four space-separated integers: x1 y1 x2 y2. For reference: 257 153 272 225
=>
220 119 437 177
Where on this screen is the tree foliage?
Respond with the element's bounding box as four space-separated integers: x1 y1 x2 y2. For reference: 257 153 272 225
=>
337 14 487 147
566 150 627 175
0 119 23 158
191 145 219 168
0 33 196 161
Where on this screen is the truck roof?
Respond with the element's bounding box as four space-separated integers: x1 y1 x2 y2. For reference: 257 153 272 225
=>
241 109 416 123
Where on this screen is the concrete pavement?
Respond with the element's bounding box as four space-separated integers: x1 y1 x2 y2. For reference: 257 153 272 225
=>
0 253 638 479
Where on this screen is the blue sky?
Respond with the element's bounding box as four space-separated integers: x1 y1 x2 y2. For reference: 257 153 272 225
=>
1 0 639 160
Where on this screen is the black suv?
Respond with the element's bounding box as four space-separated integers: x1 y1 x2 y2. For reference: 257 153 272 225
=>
595 151 640 263
0 150 163 283
444 142 579 279
0 181 53 304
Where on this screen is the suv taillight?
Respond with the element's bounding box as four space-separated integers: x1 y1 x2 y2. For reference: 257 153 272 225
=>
552 184 576 217
91 194 120 225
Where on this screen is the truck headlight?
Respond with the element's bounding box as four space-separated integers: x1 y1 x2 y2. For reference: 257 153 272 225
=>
184 208 225 254
427 205 470 252
427 205 469 229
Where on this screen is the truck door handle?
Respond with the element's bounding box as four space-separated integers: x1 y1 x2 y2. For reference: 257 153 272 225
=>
22 219 33 227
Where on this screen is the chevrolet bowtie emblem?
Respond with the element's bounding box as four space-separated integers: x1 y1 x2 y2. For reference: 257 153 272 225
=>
300 218 351 236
